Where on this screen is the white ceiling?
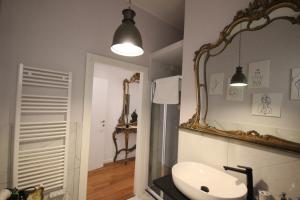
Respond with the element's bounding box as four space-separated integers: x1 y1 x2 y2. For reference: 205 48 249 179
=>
129 0 185 31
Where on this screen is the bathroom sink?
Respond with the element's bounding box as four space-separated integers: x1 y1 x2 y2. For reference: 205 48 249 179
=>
172 162 247 200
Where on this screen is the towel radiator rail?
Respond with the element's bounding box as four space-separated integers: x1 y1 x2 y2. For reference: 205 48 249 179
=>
13 63 72 193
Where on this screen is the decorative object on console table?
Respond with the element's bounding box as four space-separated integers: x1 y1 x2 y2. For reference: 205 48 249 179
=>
280 192 287 200
130 109 138 123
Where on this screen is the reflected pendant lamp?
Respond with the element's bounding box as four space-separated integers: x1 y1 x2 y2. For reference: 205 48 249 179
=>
230 32 248 87
111 1 144 57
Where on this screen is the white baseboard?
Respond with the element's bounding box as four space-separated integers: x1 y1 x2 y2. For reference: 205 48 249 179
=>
103 154 135 164
103 158 113 164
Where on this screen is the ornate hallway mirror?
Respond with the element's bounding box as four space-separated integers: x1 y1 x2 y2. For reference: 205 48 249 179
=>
118 72 140 125
181 0 300 153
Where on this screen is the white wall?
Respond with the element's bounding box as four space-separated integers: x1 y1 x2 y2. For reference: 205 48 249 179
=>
179 0 300 199
93 63 141 163
0 0 182 198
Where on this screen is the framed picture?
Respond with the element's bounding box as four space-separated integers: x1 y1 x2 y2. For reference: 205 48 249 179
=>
252 93 283 117
209 73 224 95
226 79 244 101
291 68 300 100
248 60 270 88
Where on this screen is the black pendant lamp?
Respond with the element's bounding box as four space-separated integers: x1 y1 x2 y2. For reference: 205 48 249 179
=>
111 0 144 57
230 31 248 87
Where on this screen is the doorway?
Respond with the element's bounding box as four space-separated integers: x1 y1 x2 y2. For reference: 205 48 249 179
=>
89 77 108 170
79 54 150 200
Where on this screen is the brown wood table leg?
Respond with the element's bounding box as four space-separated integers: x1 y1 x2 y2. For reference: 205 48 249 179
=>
124 131 129 164
112 130 118 162
113 126 137 164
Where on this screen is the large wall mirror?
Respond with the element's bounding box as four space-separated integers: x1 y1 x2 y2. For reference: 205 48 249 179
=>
118 72 140 126
181 0 300 153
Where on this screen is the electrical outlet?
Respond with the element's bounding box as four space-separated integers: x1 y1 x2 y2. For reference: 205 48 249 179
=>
49 189 65 198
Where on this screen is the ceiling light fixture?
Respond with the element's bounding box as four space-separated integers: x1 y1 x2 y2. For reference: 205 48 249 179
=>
111 0 144 57
230 31 248 87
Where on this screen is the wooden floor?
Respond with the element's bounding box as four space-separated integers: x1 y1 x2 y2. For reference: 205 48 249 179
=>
87 160 135 200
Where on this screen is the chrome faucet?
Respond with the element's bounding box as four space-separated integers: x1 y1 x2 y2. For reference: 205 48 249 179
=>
223 165 253 200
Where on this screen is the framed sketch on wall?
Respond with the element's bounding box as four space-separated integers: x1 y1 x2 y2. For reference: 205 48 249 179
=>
248 60 270 88
252 93 283 117
209 73 224 95
226 79 244 101
291 68 300 100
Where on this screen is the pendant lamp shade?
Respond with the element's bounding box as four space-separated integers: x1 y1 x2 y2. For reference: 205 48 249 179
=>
111 8 144 57
230 66 248 86
230 31 247 87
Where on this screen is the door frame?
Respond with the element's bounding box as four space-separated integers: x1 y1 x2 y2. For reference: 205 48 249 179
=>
78 53 151 200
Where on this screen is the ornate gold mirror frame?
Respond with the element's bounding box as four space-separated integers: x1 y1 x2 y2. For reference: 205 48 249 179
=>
180 0 300 153
118 72 140 125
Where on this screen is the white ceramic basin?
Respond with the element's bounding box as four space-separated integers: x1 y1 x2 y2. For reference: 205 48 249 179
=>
172 162 247 200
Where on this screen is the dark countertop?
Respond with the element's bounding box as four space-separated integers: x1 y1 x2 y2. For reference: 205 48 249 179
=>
153 175 190 200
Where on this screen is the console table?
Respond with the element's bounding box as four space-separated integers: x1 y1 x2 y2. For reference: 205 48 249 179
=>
112 125 137 163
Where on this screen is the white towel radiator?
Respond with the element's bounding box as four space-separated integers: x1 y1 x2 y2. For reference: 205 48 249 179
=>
13 63 72 192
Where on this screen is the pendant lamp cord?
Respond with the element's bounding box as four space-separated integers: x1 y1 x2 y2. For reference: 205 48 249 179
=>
238 27 242 66
128 0 132 8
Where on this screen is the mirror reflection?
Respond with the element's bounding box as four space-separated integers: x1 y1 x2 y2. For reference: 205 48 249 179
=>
205 20 300 144
112 73 140 162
